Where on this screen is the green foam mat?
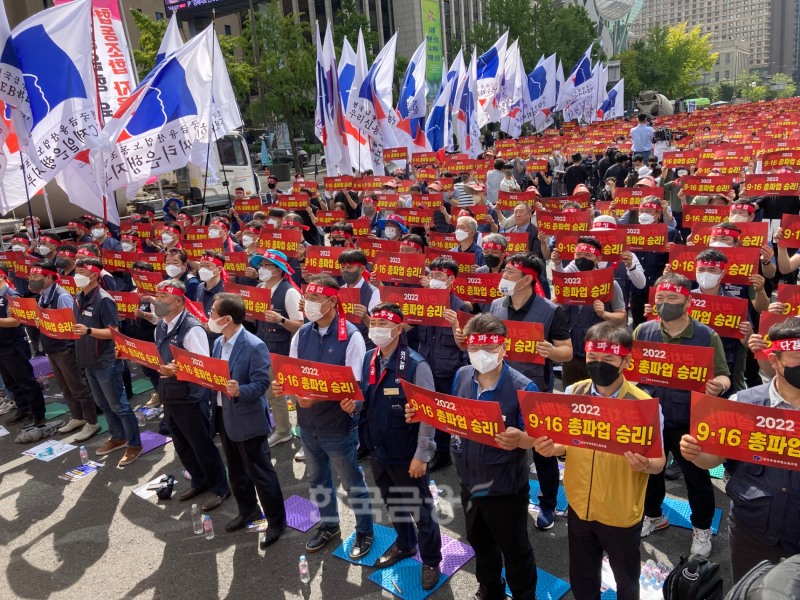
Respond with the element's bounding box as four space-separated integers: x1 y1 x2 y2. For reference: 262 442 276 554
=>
131 379 155 395
44 402 70 420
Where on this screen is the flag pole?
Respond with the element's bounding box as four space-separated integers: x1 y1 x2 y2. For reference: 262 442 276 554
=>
17 152 37 240
200 12 217 218
41 187 56 231
89 5 109 222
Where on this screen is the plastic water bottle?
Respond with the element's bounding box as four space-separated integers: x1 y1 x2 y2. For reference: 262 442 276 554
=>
299 555 310 584
203 514 214 540
79 445 88 466
136 411 146 427
429 480 439 505
640 564 652 589
191 504 203 535
37 446 54 458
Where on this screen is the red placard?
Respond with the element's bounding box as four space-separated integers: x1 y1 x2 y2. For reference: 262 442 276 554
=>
183 239 224 261
402 380 506 448
294 180 318 193
233 198 262 214
109 291 141 319
110 329 162 369
424 247 474 274
271 354 363 401
170 345 229 394
755 310 793 360
184 226 209 242
131 271 163 295
623 223 669 252
352 176 393 191
744 173 800 196
679 175 734 195
224 251 248 276
8 297 39 326
140 253 166 274
275 194 310 211
126 222 152 240
257 229 303 258
323 176 354 191
12 254 34 279
314 210 347 228
689 221 767 248
496 189 539 211
452 272 504 304
612 187 664 211
350 219 372 237
357 239 401 261
337 287 362 324
519 391 663 458
223 282 272 321
536 210 592 236
668 245 760 285
373 253 427 285
647 288 749 339
304 246 346 275
554 231 626 262
383 147 408 162
691 393 800 470
413 151 439 165
552 269 614 306
394 208 435 228
778 214 800 248
776 283 800 317
682 204 729 228
662 150 700 168
503 320 545 365
540 193 592 212
501 232 529 254
696 158 743 176
59 276 79 297
38 307 78 340
762 150 800 170
101 250 137 272
379 287 451 327
409 193 441 209
426 232 457 251
626 340 714 392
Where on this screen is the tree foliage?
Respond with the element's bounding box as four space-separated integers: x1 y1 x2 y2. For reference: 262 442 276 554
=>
332 0 378 62
129 9 168 79
616 23 717 98
767 73 797 99
736 73 768 103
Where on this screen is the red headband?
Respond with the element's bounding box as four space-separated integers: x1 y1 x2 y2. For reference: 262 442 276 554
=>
159 285 185 297
68 222 86 231
639 201 662 211
575 243 601 257
371 309 403 325
770 338 800 352
585 340 630 356
201 255 225 268
507 260 537 278
306 283 347 341
730 204 755 214
400 240 422 252
467 333 506 346
11 237 28 245
592 221 617 230
483 241 505 252
29 266 60 281
562 208 580 214
58 250 77 258
281 220 310 231
40 235 60 246
656 282 691 297
76 248 95 257
710 227 740 239
211 220 229 232
697 260 725 269
78 264 102 274
430 267 456 277
163 225 181 235
331 231 353 239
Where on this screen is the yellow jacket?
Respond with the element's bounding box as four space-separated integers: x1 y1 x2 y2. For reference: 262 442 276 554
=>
563 378 653 528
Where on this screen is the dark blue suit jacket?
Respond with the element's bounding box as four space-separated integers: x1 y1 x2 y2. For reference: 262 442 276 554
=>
212 327 272 442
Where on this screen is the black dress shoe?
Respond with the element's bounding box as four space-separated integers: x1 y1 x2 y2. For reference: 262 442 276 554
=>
226 511 263 533
422 564 440 590
305 525 341 553
201 491 230 512
374 542 417 568
6 411 31 426
25 416 46 429
428 452 452 473
349 531 374 560
474 582 508 600
259 523 286 549
177 486 207 502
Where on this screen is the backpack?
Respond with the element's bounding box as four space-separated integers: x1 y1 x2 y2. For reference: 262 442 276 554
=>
663 554 724 600
725 555 800 600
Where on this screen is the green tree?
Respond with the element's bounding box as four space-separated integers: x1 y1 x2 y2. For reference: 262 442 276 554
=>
332 0 378 61
767 72 797 99
736 73 767 103
710 82 736 103
541 4 602 69
251 1 316 169
394 55 410 100
129 9 168 79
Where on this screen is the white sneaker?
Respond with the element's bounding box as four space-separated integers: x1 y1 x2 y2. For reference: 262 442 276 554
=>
640 514 670 537
58 418 86 434
294 447 305 462
0 399 16 415
268 431 292 447
73 422 101 442
691 527 713 557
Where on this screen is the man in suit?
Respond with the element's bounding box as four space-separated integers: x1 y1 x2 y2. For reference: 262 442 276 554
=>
209 293 287 547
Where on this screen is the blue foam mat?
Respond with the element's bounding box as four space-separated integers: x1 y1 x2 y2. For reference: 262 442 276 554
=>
661 497 722 534
503 567 571 600
528 479 569 512
709 464 725 479
332 523 397 566
368 557 448 600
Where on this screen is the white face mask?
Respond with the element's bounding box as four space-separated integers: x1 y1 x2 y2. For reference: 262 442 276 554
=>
469 349 501 374
121 242 134 252
198 267 216 282
605 184 612 192
161 233 174 245
428 278 448 290
729 213 748 223
696 271 723 290
498 277 518 296
368 326 397 348
638 213 656 225
208 228 222 239
455 229 470 242
37 245 51 255
11 245 25 252
268 219 280 228
74 274 91 289
709 240 732 248
258 267 274 282
304 299 326 322
242 235 255 248
91 228 105 239
165 264 183 278
676 169 689 177
207 316 227 334
385 227 400 240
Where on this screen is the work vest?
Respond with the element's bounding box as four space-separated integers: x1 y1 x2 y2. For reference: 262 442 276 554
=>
255 278 294 356
73 286 117 369
155 310 207 404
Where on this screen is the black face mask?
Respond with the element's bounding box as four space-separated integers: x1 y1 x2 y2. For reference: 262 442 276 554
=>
330 238 346 247
485 254 501 269
575 257 595 272
780 360 800 390
587 360 623 388
27 278 45 293
268 183 276 189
